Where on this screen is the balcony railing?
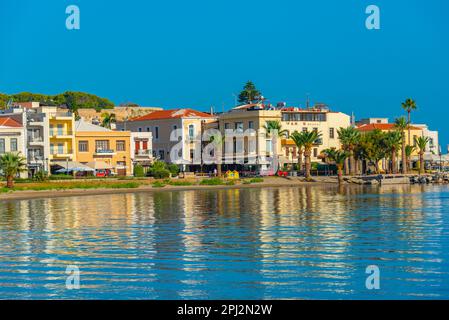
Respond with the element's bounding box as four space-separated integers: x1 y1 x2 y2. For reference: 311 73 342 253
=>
135 149 151 156
95 149 115 154
27 114 45 123
50 131 73 136
50 149 73 155
28 136 44 143
52 112 73 118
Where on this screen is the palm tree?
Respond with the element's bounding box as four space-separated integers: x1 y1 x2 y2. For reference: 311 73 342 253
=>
394 116 408 174
337 127 360 176
101 112 116 129
300 131 322 180
263 120 288 172
415 136 429 175
0 152 27 188
262 120 288 138
401 98 417 144
290 131 304 175
384 131 402 174
323 148 349 185
405 145 416 172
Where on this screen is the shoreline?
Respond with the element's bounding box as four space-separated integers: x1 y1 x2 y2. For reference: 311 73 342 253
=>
0 177 337 201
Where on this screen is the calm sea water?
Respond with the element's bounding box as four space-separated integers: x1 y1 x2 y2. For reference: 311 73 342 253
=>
0 185 448 299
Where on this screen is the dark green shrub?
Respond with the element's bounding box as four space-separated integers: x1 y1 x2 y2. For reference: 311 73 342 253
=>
166 164 180 176
134 164 145 177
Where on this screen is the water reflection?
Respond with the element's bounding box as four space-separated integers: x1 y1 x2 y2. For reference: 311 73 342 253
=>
0 184 448 299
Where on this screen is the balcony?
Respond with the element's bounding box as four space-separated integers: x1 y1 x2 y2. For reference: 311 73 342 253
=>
50 130 73 138
50 150 74 159
27 114 45 125
51 112 73 120
94 149 116 156
28 136 45 146
135 149 152 157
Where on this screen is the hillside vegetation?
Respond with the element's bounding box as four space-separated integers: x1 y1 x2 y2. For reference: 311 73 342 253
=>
0 91 115 111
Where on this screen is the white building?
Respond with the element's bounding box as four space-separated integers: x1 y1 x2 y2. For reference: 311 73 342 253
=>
414 124 439 156
0 116 27 178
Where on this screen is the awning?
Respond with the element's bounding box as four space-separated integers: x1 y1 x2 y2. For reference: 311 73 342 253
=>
52 161 95 172
85 161 114 170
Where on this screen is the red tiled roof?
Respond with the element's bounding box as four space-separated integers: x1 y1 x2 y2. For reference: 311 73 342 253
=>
357 123 422 131
129 109 214 121
0 117 22 128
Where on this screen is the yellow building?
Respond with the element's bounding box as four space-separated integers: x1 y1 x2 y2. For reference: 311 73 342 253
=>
357 123 423 172
74 120 132 176
48 110 76 162
357 123 423 156
217 103 351 172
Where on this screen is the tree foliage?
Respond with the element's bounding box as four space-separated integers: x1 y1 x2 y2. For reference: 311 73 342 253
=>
237 81 261 104
0 91 115 111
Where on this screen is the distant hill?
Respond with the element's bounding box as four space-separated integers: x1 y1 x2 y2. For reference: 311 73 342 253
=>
0 91 115 111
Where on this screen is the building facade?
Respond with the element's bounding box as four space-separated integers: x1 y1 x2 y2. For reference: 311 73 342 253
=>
117 109 216 171
75 120 132 176
0 117 27 178
216 104 351 173
130 132 153 168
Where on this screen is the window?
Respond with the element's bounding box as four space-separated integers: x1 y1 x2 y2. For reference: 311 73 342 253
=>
302 128 308 133
329 128 335 139
96 140 110 151
57 124 63 135
10 138 17 152
50 143 54 154
173 125 177 131
158 149 165 160
224 123 230 129
188 124 195 138
116 140 126 151
49 124 54 136
235 122 243 131
313 148 318 158
248 121 254 129
78 141 88 152
146 127 151 132
0 139 5 154
138 127 142 132
58 143 64 154
154 126 159 139
190 149 194 161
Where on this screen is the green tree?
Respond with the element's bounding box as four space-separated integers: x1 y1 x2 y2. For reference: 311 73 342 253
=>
101 113 116 129
237 81 261 104
415 136 429 175
384 131 402 174
394 116 408 174
300 130 322 180
134 164 145 177
0 152 27 188
360 130 388 174
290 131 305 175
337 127 360 176
323 148 349 185
401 98 417 144
405 145 416 172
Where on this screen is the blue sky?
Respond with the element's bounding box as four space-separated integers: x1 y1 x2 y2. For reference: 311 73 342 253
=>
1 0 449 147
